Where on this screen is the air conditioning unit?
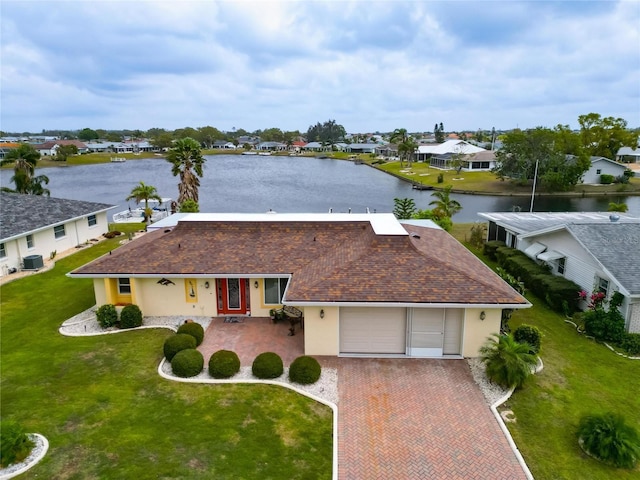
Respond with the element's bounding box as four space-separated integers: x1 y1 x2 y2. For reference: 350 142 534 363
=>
23 254 44 270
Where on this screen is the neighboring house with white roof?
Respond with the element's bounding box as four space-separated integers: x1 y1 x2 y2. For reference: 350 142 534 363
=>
416 140 487 169
616 146 640 164
581 156 629 184
479 212 640 332
0 192 114 277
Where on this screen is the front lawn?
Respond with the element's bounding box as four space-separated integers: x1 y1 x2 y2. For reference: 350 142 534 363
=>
452 223 640 479
0 240 333 479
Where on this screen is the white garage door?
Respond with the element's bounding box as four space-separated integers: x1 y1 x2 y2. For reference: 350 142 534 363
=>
443 309 463 355
409 309 444 357
340 307 406 354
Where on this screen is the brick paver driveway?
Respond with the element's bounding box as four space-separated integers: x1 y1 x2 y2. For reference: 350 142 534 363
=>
334 358 528 480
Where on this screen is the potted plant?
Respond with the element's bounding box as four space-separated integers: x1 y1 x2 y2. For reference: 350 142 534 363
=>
269 309 277 322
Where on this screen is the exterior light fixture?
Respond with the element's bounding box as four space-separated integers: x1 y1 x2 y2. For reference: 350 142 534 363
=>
204 281 210 289
320 309 325 319
254 281 259 289
480 311 486 321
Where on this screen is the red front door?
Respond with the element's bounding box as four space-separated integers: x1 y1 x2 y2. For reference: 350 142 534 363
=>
217 278 248 315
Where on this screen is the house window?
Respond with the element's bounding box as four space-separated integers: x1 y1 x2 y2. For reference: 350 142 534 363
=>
557 257 566 275
26 235 34 249
596 169 601 175
118 278 131 295
54 225 66 239
264 278 288 304
0 243 6 258
87 214 97 227
596 276 609 296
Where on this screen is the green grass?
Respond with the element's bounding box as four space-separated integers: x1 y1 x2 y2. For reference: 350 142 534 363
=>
375 160 640 196
452 223 640 479
0 240 333 479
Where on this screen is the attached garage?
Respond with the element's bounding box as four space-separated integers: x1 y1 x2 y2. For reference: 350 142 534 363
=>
340 307 406 354
339 306 463 357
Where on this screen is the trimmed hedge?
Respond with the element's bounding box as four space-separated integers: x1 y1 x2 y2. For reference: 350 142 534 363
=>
163 333 197 361
96 304 118 328
513 324 542 354
621 333 640 356
120 304 143 329
177 321 205 346
171 348 204 378
493 244 581 315
252 352 283 379
289 356 322 384
208 350 241 378
483 240 506 261
600 174 615 184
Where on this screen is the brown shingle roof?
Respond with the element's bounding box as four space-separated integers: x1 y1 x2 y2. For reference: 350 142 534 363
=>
70 219 527 306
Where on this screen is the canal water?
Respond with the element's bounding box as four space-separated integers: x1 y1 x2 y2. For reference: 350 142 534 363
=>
1 155 638 222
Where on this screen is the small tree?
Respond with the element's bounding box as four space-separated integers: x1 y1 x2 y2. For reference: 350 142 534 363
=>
577 413 640 469
126 181 162 225
393 197 416 219
179 199 199 213
479 333 537 389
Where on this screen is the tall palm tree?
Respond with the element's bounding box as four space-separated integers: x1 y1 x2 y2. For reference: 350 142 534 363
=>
166 137 205 204
390 128 409 167
126 181 162 224
1 144 50 195
429 185 462 218
398 138 418 168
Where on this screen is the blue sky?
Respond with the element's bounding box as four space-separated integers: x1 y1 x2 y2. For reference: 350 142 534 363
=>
1 0 638 134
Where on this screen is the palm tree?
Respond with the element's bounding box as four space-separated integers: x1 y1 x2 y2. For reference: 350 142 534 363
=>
429 185 462 218
479 333 538 389
390 128 409 167
126 181 162 224
1 144 50 195
398 138 418 168
577 413 640 468
608 202 628 212
166 137 206 204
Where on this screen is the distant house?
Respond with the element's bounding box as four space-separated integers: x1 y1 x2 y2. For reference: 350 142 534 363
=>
0 142 20 160
376 144 399 159
415 140 486 167
0 193 114 277
69 213 530 358
35 140 88 156
212 140 236 149
616 146 640 164
479 212 640 333
256 141 287 152
581 156 629 184
345 143 378 154
302 142 329 152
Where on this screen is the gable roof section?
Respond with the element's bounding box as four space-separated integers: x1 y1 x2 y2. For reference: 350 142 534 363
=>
417 140 485 155
0 192 114 241
566 223 640 295
70 216 528 307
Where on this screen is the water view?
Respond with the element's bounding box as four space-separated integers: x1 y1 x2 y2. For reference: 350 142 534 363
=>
2 155 639 222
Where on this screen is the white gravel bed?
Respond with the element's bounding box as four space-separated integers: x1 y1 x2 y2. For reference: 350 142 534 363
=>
160 361 339 405
466 357 511 406
0 434 48 480
60 307 211 336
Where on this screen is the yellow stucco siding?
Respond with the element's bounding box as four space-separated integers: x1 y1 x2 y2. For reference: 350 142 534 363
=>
250 278 276 317
94 278 107 306
462 308 501 357
304 306 339 356
133 278 219 317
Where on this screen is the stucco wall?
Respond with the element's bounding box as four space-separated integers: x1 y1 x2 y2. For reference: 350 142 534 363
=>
304 306 339 356
462 308 501 357
132 278 219 317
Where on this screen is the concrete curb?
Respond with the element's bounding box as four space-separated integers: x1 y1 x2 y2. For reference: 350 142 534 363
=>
0 433 49 480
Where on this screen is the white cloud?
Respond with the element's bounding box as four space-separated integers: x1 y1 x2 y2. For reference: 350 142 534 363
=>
1 0 638 133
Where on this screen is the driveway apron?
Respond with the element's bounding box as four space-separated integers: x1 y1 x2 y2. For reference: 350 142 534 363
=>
336 358 528 480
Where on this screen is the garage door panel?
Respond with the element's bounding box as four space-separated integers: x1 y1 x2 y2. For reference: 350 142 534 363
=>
340 307 406 354
444 309 463 355
409 309 444 357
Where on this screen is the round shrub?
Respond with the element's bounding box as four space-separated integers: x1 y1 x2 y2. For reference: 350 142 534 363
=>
577 413 640 469
163 333 196 361
208 350 241 379
252 352 283 379
0 419 34 467
171 348 204 378
120 304 143 329
96 304 118 329
513 324 542 354
177 321 205 346
289 356 322 385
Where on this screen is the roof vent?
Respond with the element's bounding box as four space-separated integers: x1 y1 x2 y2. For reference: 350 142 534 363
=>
609 214 620 222
411 233 421 239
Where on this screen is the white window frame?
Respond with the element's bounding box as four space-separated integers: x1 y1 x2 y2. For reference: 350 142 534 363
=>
118 278 131 295
26 234 35 249
557 257 566 275
54 224 66 239
0 243 6 258
263 278 288 305
596 276 609 296
87 214 97 227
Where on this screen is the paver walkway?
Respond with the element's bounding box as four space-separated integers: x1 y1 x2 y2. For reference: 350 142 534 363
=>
331 358 528 480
